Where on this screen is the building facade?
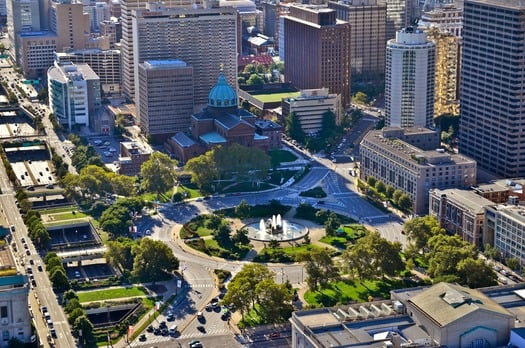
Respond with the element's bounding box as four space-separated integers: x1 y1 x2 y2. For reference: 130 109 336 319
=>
55 49 121 95
5 0 41 63
385 27 436 128
119 0 204 100
459 0 525 177
485 204 525 266
328 0 386 80
118 141 152 176
283 4 351 108
47 61 101 130
429 188 494 247
137 59 194 142
419 3 463 38
132 3 237 108
425 27 460 117
281 88 341 136
360 127 477 215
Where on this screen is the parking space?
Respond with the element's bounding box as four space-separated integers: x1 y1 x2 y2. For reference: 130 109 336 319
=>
48 224 99 249
65 262 115 281
89 137 120 162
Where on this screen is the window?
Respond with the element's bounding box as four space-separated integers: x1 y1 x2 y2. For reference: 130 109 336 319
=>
2 331 8 341
1 307 7 318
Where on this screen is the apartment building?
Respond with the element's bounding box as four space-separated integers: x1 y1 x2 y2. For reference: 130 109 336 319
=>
360 127 477 214
385 27 436 128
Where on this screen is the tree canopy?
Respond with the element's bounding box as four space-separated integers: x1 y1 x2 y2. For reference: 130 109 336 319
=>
140 152 178 198
131 238 179 282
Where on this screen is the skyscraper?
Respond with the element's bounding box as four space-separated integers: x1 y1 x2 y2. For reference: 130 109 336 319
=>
137 59 194 141
385 27 435 128
328 0 386 80
132 3 237 108
283 4 351 108
119 0 203 100
459 0 525 177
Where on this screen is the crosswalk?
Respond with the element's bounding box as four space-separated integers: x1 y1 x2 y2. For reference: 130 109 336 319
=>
131 327 231 346
187 283 215 288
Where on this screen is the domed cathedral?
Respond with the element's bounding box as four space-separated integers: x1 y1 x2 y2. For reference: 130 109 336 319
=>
167 69 282 164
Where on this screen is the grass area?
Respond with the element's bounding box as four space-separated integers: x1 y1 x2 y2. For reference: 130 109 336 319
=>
252 91 301 103
253 244 332 263
141 190 173 203
176 184 201 199
40 205 80 214
304 278 416 307
183 214 216 237
270 149 298 164
47 211 88 221
77 286 148 303
319 224 367 249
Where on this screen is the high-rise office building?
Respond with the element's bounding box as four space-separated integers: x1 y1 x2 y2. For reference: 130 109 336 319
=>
132 3 237 108
382 0 414 40
385 27 435 128
6 0 41 62
137 59 194 141
459 0 525 177
419 2 463 38
120 0 203 100
283 4 351 108
328 0 386 80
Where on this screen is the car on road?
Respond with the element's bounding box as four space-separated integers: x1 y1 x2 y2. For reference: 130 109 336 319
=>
167 312 175 321
37 265 43 272
74 271 81 278
146 325 154 333
139 334 147 342
25 249 30 256
196 325 206 333
50 328 57 338
269 332 280 339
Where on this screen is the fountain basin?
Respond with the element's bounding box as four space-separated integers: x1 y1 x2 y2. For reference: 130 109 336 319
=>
244 215 308 242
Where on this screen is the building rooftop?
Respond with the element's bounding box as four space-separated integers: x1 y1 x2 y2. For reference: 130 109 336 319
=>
170 132 196 148
488 204 525 222
363 129 475 167
408 282 513 327
430 188 494 214
200 132 227 145
474 179 525 195
143 59 188 70
121 141 151 155
467 0 525 10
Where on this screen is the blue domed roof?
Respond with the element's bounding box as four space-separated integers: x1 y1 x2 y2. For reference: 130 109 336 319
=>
208 72 237 108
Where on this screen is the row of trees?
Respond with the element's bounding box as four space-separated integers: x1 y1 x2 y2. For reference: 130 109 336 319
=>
185 144 270 191
62 290 95 345
237 62 284 85
358 176 412 212
404 216 497 288
105 237 179 282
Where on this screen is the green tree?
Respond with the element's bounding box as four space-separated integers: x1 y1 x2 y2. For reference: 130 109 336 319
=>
353 91 368 105
385 185 395 199
49 268 70 291
246 74 264 85
214 223 232 248
235 200 251 219
65 298 82 314
140 152 177 199
457 257 497 288
185 152 218 189
397 194 412 211
341 231 404 280
300 249 340 291
63 289 79 306
320 110 337 139
255 279 293 322
99 205 132 237
285 112 305 143
73 315 94 345
367 176 376 187
483 243 500 261
375 180 386 194
426 234 477 279
392 189 403 204
506 257 521 271
404 216 445 252
132 238 179 282
106 238 136 271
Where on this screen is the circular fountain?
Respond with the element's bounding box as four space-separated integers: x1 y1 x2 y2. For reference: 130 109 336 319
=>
244 214 308 242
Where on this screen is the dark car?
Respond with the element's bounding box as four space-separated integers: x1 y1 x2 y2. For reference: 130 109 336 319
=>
159 321 167 329
269 332 280 339
167 313 175 321
50 328 57 338
146 325 154 333
189 340 203 348
37 265 43 272
153 328 161 336
197 325 206 333
139 334 147 342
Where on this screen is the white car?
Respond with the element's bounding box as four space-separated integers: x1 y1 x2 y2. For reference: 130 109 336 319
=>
104 151 112 157
109 147 117 153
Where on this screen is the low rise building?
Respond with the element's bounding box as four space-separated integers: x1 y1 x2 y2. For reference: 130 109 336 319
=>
360 127 477 214
429 188 494 247
291 282 515 348
118 141 152 176
281 88 342 136
473 179 525 204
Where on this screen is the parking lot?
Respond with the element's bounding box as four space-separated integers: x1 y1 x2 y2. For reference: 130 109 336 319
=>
48 224 98 249
89 137 120 162
66 261 115 280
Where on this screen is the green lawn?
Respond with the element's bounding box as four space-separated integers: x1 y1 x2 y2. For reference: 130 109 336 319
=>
304 278 409 307
252 91 301 103
176 184 201 199
41 206 80 214
48 211 88 221
77 286 148 303
222 181 273 193
270 149 298 163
